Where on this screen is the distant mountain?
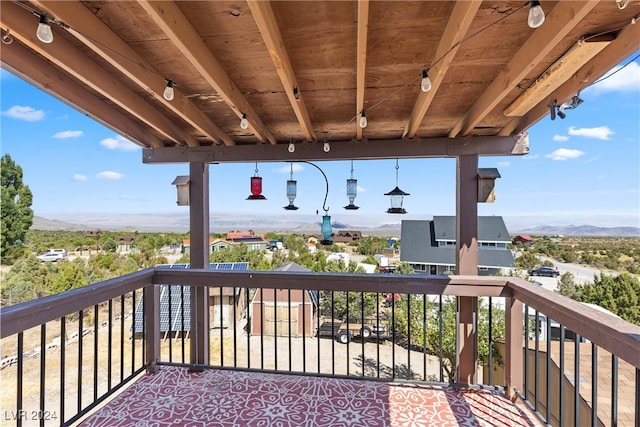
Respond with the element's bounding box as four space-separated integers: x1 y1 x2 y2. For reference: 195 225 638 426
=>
31 213 637 237
517 225 640 237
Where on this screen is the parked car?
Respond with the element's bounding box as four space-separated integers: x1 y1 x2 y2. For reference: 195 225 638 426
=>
527 266 559 277
37 251 66 262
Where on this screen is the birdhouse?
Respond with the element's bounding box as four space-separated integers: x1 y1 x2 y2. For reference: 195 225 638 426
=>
477 168 500 203
171 175 190 206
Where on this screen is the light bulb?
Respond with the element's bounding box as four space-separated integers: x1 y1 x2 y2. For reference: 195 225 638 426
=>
323 141 330 152
240 114 249 130
359 111 367 128
163 79 175 101
421 69 432 93
1 31 13 45
528 1 545 29
36 15 53 44
288 142 295 153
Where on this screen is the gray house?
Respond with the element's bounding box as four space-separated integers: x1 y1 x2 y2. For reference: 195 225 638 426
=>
400 216 514 276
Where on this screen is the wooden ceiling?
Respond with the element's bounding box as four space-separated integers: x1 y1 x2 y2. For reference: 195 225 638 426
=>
1 1 639 163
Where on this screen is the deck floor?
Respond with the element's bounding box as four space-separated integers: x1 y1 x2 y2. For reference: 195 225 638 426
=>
79 366 539 426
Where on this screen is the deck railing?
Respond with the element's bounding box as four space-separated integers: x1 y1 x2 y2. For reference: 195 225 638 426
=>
1 268 638 426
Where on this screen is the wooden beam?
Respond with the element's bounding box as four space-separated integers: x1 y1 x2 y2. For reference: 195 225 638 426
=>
1 43 162 148
404 0 481 138
247 0 316 142
449 1 598 138
356 0 369 141
32 1 234 147
142 134 529 164
1 2 195 147
504 38 611 116
515 20 640 133
138 1 277 145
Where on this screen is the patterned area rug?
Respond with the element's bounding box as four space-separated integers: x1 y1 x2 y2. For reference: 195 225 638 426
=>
80 366 537 426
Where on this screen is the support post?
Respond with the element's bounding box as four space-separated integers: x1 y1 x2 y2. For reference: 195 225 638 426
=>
189 162 210 366
144 284 160 373
505 296 524 400
456 154 478 384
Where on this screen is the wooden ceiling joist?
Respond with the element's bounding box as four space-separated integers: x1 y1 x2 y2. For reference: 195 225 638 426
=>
247 0 316 143
1 1 195 147
1 43 163 148
137 0 277 145
504 37 612 117
143 134 529 164
356 0 369 141
403 0 481 139
449 1 599 138
515 20 640 134
31 1 234 147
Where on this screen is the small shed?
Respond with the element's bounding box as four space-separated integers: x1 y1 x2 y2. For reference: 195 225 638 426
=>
250 262 318 337
512 234 534 246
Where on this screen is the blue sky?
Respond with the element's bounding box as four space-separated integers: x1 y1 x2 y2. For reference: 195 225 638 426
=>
1 54 639 230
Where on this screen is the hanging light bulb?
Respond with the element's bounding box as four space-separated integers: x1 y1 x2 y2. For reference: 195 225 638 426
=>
421 69 432 93
283 163 299 210
359 110 368 128
384 159 410 214
344 160 359 210
1 30 13 45
36 15 54 44
247 162 266 200
240 114 249 130
163 79 175 101
293 87 300 100
528 1 545 29
323 141 330 153
288 140 295 153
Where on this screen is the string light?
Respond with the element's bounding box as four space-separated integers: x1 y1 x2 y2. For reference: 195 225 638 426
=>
1 29 13 45
528 1 545 29
240 114 249 130
323 141 330 152
288 140 295 153
293 87 300 100
421 69 432 93
163 79 175 101
36 14 53 43
359 110 367 128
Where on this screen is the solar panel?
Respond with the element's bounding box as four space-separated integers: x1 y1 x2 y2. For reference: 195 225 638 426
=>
131 262 250 334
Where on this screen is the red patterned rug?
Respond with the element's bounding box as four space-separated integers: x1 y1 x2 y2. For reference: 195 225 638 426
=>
80 366 537 426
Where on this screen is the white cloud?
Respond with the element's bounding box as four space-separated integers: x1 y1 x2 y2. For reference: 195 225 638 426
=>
277 163 304 174
568 126 614 140
73 174 88 182
497 161 511 167
3 105 45 122
586 61 640 94
357 185 366 193
100 135 139 151
53 130 83 139
545 148 585 161
96 171 124 180
553 135 569 142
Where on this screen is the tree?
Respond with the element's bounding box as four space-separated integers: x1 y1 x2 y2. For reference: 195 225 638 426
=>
1 154 33 260
579 273 640 326
0 254 51 304
555 272 581 301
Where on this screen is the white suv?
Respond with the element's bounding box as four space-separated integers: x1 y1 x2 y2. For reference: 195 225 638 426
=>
37 249 67 262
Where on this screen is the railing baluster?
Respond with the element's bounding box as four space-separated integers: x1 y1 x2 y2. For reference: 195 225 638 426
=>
524 304 529 402
39 323 45 427
546 314 551 424
94 305 99 402
391 293 395 379
260 287 264 370
592 344 597 427
635 367 639 427
407 293 411 380
288 288 292 372
331 291 335 376
17 331 23 427
301 287 306 373
168 285 173 362
438 295 443 383
131 291 136 376
574 333 580 427
120 295 125 383
346 292 350 377
488 297 493 385
612 355 618 427
108 300 113 391
246 287 251 369
422 293 427 381
233 286 237 368
78 309 83 414
559 325 565 427
377 292 381 379
219 286 224 367
534 310 540 413
60 316 66 423
361 291 365 378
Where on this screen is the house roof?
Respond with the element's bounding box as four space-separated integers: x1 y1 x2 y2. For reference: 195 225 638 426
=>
400 218 515 269
433 216 511 243
3 2 637 164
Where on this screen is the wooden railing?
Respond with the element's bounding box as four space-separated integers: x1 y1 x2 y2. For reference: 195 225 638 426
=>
1 268 638 426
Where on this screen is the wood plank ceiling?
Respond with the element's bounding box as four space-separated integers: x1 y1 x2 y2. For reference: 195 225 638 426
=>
1 1 639 162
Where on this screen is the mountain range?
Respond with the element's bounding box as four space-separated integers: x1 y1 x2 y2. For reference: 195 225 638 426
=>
31 214 639 237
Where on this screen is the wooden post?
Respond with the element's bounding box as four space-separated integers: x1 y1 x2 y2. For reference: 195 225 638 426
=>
456 154 478 384
144 284 160 373
189 162 210 366
505 296 524 400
